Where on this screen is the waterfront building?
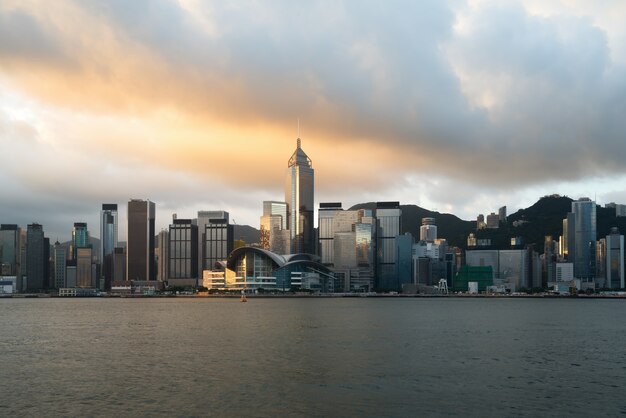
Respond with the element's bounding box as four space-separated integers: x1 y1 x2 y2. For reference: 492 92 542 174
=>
605 228 624 289
198 211 231 273
0 224 20 277
168 218 198 287
53 241 66 289
226 247 333 292
375 202 401 290
419 218 437 242
127 199 155 281
317 203 375 292
571 198 596 282
453 266 493 292
285 138 314 254
26 223 47 290
203 212 233 271
100 204 118 289
466 249 530 291
499 249 529 291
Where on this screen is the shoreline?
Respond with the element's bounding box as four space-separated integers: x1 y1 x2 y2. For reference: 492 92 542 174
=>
2 293 625 299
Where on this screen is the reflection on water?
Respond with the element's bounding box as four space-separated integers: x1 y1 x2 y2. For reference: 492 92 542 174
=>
1 298 625 417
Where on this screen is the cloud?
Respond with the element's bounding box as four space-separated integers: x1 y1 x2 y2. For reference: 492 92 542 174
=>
1 0 626 237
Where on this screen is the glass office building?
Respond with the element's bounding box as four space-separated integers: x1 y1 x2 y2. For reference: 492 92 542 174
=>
285 138 314 254
71 222 89 261
204 219 233 271
100 204 118 289
0 224 20 276
168 219 198 282
375 202 401 290
572 198 596 281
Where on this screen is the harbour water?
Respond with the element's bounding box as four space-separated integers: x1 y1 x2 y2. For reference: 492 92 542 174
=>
1 298 625 417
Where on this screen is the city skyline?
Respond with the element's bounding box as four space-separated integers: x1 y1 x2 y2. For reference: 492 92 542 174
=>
2 1 626 241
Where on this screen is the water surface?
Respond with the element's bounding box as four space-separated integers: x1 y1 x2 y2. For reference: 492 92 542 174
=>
1 298 625 417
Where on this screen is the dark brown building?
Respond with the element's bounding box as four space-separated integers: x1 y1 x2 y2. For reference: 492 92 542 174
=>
127 199 155 281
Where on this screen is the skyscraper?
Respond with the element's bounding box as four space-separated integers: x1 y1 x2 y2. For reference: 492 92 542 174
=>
0 224 20 276
317 203 375 292
100 204 118 289
52 241 66 289
26 223 47 290
70 222 89 261
204 216 233 271
605 228 624 289
572 198 596 282
168 218 198 286
127 199 156 281
285 138 314 254
198 211 232 271
156 229 169 282
375 202 401 290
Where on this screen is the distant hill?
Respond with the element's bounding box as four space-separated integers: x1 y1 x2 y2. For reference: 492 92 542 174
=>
233 224 260 244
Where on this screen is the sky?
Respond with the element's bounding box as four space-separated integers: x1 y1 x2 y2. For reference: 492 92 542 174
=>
1 0 626 241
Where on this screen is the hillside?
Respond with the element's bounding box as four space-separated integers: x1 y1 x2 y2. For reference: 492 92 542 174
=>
233 224 261 244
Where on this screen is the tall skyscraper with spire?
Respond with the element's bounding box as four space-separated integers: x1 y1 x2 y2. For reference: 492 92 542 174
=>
285 137 314 254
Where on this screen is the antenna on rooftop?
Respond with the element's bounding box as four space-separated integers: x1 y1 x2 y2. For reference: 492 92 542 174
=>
297 117 300 138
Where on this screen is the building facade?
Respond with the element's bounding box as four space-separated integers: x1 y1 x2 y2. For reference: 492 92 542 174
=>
100 204 118 289
285 138 315 254
572 198 596 282
127 199 156 281
26 223 47 290
260 201 289 253
0 224 20 277
605 228 624 289
375 202 401 290
204 218 233 271
168 219 198 286
53 241 66 289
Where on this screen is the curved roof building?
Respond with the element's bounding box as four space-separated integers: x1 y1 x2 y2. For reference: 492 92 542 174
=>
225 246 333 291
